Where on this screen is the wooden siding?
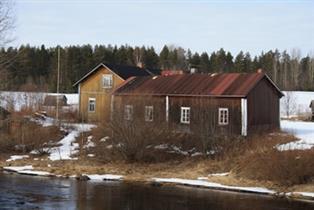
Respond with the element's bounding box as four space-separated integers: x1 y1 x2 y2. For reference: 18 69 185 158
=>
113 95 242 135
247 77 280 132
79 66 124 122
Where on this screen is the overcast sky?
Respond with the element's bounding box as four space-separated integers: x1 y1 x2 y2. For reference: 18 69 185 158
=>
14 0 314 55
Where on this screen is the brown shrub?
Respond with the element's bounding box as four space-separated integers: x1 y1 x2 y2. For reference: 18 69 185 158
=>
235 149 314 186
0 115 64 154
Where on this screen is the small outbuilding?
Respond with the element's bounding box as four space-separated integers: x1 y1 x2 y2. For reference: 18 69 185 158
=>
310 100 314 121
112 72 284 136
43 95 68 107
42 95 68 115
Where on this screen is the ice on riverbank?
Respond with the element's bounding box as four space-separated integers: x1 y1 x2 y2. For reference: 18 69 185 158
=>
152 178 276 195
83 174 123 181
3 165 33 172
3 165 52 176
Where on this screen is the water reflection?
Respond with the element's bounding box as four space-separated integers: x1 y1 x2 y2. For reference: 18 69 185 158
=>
0 172 313 210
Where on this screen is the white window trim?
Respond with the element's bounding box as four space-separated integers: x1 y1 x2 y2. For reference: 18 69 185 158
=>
88 98 96 112
124 105 133 121
145 106 154 122
180 107 190 124
218 108 229 125
102 74 113 88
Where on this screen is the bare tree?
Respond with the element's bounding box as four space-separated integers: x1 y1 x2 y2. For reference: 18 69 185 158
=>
282 91 296 118
0 0 14 89
0 0 14 47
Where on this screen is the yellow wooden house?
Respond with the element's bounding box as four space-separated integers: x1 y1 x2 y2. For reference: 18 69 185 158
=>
73 63 153 122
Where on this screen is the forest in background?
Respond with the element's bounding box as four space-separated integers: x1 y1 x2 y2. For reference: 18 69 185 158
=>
0 44 313 93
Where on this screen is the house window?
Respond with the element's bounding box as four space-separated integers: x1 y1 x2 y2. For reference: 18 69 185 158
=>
88 98 96 112
102 74 113 88
145 106 154 122
218 108 229 125
180 107 190 124
124 105 133 120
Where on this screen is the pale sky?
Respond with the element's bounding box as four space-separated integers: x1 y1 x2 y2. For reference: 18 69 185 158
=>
14 0 314 55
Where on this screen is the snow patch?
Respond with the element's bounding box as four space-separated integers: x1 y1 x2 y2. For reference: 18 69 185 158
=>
100 136 110 142
83 136 95 148
209 172 230 177
48 123 96 161
6 155 29 162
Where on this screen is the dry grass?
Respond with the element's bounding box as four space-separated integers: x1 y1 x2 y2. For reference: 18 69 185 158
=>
1 128 312 191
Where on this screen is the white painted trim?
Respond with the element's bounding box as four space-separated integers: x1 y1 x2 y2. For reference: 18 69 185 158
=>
102 74 113 89
241 98 247 136
180 107 191 124
166 96 169 122
218 108 229 125
78 84 81 115
110 95 114 121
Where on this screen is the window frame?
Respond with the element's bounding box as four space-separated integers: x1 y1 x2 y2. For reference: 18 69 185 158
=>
124 105 133 121
218 108 229 125
88 98 96 112
180 107 191 124
102 74 113 88
145 106 154 122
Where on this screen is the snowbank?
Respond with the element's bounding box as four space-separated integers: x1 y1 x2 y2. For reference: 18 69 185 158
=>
278 120 314 150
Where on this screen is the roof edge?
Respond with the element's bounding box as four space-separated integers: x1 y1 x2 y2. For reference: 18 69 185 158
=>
243 73 284 98
73 63 106 87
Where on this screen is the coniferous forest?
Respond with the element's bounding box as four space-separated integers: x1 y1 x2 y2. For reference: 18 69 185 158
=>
0 44 313 93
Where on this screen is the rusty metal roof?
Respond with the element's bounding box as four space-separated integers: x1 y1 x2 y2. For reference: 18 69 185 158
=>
113 73 283 98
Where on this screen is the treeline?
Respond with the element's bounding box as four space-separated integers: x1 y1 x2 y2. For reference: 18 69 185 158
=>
0 44 313 92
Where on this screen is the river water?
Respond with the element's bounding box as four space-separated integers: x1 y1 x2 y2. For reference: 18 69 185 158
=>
0 172 313 210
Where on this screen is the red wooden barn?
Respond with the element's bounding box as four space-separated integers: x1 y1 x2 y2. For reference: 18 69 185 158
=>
112 72 284 136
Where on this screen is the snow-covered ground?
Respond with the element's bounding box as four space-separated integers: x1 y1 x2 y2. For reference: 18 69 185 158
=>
278 120 314 150
29 115 96 161
47 123 95 161
278 91 314 150
280 91 314 117
0 91 78 111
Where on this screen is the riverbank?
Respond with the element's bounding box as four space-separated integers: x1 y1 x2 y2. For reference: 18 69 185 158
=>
1 158 314 202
